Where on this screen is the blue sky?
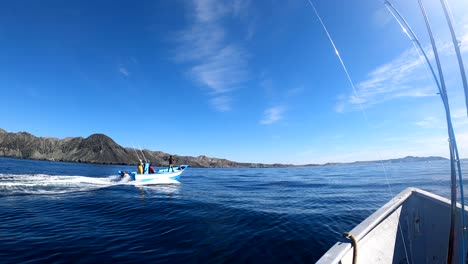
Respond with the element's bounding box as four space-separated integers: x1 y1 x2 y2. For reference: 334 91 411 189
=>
1 0 468 164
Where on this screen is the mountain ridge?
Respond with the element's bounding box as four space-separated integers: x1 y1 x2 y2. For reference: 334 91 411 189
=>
0 128 448 167
0 129 290 168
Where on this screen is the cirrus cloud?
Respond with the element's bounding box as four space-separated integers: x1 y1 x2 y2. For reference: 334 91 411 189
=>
260 106 286 125
174 0 251 112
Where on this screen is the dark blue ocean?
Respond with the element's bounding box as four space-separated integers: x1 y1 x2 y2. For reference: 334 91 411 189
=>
0 157 462 263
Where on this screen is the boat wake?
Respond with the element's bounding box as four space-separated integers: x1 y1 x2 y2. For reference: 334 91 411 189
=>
0 173 179 195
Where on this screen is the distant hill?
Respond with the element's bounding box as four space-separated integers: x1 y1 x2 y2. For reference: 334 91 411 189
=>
317 156 448 166
0 129 291 168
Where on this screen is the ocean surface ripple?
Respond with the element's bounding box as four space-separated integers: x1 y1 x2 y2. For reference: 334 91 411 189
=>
0 157 462 263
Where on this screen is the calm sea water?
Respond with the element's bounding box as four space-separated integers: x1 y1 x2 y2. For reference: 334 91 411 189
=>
0 157 464 263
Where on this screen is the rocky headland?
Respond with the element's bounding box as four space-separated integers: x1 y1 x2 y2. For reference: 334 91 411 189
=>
0 129 291 168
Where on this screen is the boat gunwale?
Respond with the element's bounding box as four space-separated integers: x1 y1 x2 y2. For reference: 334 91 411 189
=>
317 187 460 263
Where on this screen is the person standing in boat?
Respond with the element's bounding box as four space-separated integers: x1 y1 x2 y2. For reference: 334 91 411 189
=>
168 155 174 172
149 163 155 174
137 160 144 174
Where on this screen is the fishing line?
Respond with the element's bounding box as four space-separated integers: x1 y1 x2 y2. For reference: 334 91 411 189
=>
384 0 465 209
440 0 468 119
138 143 147 162
439 0 468 260
417 1 466 261
132 143 141 161
305 1 409 262
443 0 457 31
383 5 439 91
384 1 442 91
304 0 394 206
305 0 369 122
385 0 467 261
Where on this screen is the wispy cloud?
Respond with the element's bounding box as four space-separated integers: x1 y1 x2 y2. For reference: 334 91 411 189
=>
287 87 304 97
257 71 303 123
190 45 248 94
461 30 468 53
259 74 274 98
347 48 433 108
175 0 251 111
260 106 286 125
450 108 467 119
336 29 468 113
415 116 442 128
413 107 468 130
210 96 232 112
447 108 468 128
118 65 130 77
371 6 392 29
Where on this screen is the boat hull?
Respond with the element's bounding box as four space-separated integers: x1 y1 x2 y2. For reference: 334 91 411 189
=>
118 165 189 185
317 188 468 263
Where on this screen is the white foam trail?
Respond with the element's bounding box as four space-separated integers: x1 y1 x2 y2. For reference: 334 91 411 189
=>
136 184 181 195
0 173 181 195
0 173 123 195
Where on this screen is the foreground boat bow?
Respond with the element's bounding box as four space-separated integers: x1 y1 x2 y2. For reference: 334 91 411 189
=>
317 188 468 263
